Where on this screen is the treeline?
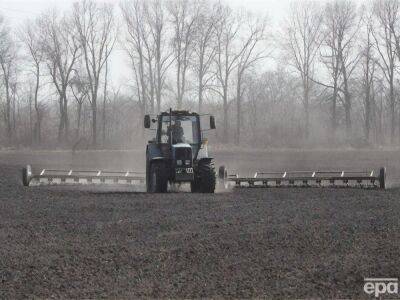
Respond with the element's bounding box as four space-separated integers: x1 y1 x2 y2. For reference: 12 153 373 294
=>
1 0 400 148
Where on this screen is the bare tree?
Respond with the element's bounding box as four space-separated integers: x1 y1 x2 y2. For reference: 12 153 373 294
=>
247 69 302 146
320 0 359 139
11 80 18 137
20 18 44 144
234 13 267 145
3 0 400 148
70 68 89 140
146 0 173 113
192 0 217 113
283 1 323 139
319 29 341 137
102 46 109 145
39 11 80 143
121 0 150 120
168 0 197 109
213 4 242 143
138 1 156 114
360 7 376 142
73 0 115 147
372 0 398 144
246 76 259 144
0 16 17 143
369 78 383 143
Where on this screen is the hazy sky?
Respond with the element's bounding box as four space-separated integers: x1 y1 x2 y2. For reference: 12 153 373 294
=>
1 0 289 21
0 0 291 87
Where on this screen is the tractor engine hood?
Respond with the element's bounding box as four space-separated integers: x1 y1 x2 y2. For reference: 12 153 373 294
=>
172 143 193 164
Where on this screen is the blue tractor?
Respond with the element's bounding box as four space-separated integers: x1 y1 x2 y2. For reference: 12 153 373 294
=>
144 109 216 193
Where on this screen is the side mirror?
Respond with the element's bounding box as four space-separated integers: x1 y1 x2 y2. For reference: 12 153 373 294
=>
144 115 151 128
210 116 216 129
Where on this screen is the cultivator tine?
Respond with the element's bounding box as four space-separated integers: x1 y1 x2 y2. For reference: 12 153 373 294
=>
218 166 386 189
22 165 145 187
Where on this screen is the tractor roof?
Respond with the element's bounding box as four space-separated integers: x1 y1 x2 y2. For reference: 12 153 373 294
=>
160 110 199 117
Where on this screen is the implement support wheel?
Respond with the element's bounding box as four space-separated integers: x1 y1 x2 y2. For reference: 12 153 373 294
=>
379 167 386 189
22 165 32 187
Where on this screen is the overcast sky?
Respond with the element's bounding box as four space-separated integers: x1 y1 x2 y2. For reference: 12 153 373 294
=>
0 0 289 21
0 0 291 87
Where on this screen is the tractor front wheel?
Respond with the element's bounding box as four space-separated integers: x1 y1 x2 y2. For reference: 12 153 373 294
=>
192 160 216 193
148 161 168 193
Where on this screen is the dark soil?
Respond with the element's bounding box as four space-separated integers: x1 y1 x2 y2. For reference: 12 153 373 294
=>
1 149 400 298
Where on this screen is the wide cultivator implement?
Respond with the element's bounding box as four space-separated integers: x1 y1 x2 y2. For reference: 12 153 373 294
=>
20 109 388 192
218 166 386 189
22 165 145 187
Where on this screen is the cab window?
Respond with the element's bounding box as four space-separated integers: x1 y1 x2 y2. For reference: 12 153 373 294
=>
160 116 199 144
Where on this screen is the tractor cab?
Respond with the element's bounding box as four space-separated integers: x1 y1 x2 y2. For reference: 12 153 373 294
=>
159 113 200 151
144 109 216 193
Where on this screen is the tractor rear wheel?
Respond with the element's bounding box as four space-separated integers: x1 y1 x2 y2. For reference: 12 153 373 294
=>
192 160 216 193
148 161 168 193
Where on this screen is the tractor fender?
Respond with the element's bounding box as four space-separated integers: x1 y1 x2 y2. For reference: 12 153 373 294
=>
147 157 168 171
146 143 162 159
150 156 167 163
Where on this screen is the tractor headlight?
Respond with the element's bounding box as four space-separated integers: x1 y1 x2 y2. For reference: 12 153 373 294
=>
185 160 191 165
177 160 183 166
